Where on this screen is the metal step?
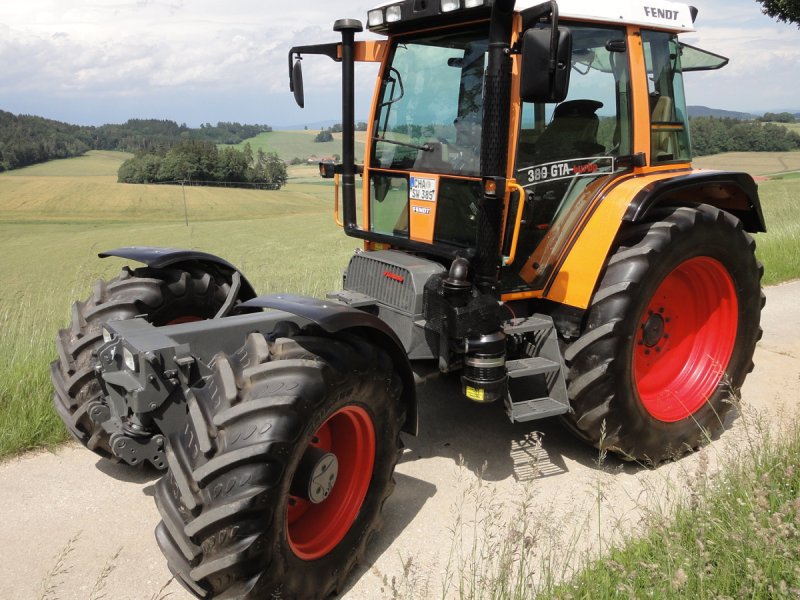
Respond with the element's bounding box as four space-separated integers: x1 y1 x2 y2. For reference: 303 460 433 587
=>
503 315 571 423
506 356 561 378
506 396 570 422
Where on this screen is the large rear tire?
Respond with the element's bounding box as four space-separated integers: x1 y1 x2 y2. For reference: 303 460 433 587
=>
154 331 404 599
562 205 764 463
51 266 231 465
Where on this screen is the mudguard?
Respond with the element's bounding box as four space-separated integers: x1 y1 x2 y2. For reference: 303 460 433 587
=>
240 294 418 435
99 246 258 301
623 171 766 233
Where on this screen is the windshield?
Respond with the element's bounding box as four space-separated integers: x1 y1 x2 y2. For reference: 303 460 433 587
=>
371 27 489 178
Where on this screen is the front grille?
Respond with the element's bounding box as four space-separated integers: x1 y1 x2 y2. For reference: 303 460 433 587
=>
345 254 415 313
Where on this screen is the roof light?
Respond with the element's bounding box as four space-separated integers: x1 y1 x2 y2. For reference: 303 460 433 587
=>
385 4 402 22
367 8 385 27
464 0 485 7
441 0 460 12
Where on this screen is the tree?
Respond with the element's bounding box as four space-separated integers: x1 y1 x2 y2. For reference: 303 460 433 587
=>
756 0 800 25
314 129 334 142
761 111 796 123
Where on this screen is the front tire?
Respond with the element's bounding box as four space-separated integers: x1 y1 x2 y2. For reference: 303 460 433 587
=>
154 331 404 599
563 205 763 463
51 266 231 465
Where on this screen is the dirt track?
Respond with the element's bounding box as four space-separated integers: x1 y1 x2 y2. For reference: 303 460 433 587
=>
2 281 798 600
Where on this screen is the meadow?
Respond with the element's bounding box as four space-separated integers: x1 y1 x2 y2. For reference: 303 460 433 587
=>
231 129 367 162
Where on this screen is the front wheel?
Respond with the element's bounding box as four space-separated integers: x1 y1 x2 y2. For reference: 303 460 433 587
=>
51 266 231 466
154 331 404 599
563 205 764 463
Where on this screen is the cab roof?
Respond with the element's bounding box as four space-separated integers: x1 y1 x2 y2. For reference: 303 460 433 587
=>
368 0 696 34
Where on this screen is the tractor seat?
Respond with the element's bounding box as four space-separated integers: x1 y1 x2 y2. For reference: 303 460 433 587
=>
534 99 605 161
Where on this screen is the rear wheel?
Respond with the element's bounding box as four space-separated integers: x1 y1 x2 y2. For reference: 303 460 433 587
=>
563 205 763 463
51 266 231 465
154 331 404 599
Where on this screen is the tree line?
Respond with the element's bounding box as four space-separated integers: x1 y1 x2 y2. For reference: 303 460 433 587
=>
0 110 272 172
689 117 800 156
117 141 287 189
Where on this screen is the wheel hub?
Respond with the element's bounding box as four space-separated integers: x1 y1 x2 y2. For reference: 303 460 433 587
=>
641 312 665 348
291 446 339 505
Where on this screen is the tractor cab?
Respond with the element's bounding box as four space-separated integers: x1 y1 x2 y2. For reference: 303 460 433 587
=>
290 0 730 304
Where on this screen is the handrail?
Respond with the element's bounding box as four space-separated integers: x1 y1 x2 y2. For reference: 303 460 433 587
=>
502 181 525 266
333 173 343 227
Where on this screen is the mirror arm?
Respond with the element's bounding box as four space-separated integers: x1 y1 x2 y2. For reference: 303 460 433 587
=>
287 43 342 91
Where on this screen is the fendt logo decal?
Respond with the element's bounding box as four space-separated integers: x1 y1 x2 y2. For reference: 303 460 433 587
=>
644 6 680 20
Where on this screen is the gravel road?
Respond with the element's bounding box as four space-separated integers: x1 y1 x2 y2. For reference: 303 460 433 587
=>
2 281 798 600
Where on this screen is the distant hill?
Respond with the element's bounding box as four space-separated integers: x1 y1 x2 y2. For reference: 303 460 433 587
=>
0 110 272 172
688 106 755 120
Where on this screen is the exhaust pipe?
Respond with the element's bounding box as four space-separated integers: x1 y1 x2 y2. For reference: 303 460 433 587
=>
333 19 363 230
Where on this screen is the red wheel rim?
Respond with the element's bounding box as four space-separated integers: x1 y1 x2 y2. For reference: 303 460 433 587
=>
286 405 376 560
633 256 738 422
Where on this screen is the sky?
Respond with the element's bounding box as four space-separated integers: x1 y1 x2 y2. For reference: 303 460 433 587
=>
0 0 798 127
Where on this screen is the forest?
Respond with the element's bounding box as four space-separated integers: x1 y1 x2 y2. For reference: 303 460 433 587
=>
116 141 288 189
690 116 800 156
0 110 271 172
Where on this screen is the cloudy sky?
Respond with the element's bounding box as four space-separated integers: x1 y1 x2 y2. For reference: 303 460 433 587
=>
0 0 797 127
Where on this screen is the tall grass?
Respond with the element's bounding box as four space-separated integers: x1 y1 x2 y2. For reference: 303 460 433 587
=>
546 410 800 599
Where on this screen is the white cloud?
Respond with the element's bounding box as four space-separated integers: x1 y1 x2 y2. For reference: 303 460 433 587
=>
0 0 797 124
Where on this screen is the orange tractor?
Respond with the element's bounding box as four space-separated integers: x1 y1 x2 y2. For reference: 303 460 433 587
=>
53 0 764 597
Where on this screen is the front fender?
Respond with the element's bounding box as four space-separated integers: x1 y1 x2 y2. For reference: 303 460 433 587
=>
240 294 418 435
99 246 257 301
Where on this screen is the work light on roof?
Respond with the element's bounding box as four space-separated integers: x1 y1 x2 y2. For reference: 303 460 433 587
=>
464 0 486 7
441 0 460 12
386 4 403 22
367 8 385 27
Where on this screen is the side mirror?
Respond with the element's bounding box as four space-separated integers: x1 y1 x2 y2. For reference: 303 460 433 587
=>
291 59 305 108
520 26 572 103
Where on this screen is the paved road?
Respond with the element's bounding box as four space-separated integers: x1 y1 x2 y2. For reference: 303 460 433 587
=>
2 282 798 600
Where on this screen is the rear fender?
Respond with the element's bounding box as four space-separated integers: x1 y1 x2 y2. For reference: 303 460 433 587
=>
99 246 258 301
240 294 418 435
544 169 765 310
623 171 766 233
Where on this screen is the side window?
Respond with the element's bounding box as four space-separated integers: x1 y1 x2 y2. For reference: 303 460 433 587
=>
517 25 632 169
642 30 691 163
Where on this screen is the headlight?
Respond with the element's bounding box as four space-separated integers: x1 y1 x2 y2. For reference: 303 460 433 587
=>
441 0 460 12
464 0 485 7
122 347 138 372
102 327 113 344
367 9 385 27
385 4 402 22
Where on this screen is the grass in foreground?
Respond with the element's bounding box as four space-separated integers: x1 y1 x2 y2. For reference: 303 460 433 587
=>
546 414 800 599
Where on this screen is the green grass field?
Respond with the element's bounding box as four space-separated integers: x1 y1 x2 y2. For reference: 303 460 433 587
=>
693 151 800 175
230 129 367 162
0 149 798 459
0 151 358 457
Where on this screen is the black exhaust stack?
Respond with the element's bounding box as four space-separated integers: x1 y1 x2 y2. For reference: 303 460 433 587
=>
333 19 363 230
475 0 516 294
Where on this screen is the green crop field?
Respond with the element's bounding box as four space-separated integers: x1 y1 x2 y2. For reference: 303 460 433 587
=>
230 129 367 162
0 149 798 459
